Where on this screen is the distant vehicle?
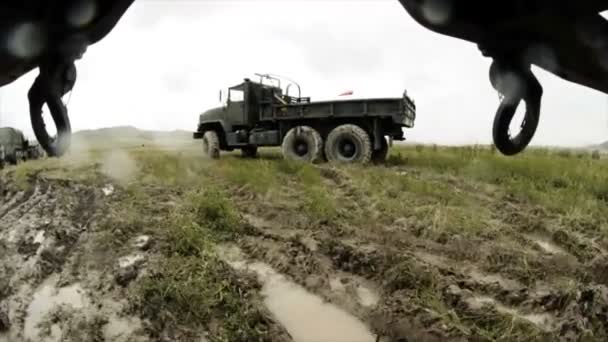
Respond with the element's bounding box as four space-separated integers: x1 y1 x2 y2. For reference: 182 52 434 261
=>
0 127 44 168
193 74 416 164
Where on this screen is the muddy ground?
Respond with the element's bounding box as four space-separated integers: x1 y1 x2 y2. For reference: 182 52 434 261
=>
1 143 608 342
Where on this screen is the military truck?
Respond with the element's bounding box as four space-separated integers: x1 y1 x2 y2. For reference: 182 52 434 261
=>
193 74 416 164
0 127 44 167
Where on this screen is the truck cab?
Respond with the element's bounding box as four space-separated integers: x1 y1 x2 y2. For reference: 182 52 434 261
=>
194 78 285 147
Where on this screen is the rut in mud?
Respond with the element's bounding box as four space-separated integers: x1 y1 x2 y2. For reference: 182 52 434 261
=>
0 173 150 342
222 159 608 342
1 141 608 342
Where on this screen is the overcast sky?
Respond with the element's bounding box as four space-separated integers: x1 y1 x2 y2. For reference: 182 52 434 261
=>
0 0 607 146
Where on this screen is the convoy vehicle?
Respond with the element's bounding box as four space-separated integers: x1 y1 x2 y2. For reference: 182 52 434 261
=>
193 74 416 164
0 127 44 168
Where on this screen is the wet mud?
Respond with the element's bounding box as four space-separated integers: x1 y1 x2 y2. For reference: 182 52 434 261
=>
224 165 608 342
2 161 608 342
220 245 376 342
0 175 149 342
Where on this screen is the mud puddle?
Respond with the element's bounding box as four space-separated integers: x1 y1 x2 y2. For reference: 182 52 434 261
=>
329 276 379 308
23 275 87 342
103 314 144 342
466 295 555 331
530 235 567 255
219 245 376 342
355 286 379 308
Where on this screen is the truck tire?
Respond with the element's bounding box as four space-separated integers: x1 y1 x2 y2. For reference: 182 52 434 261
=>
14 152 23 165
202 131 220 159
241 145 258 158
371 136 389 164
325 124 372 164
281 126 323 163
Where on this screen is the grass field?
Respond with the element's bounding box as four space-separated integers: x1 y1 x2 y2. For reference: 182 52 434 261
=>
2 134 608 341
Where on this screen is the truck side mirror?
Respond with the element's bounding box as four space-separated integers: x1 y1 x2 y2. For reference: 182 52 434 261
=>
219 90 222 103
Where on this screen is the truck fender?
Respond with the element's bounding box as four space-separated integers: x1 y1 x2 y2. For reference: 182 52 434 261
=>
196 121 229 148
198 120 230 134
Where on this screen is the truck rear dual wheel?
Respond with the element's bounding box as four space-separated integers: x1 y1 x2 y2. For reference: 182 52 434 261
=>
202 131 220 159
281 126 324 163
325 124 372 164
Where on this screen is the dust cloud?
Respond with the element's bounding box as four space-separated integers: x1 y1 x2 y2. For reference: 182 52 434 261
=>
100 149 137 184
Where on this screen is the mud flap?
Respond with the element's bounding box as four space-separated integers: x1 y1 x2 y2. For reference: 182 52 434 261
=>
373 118 382 150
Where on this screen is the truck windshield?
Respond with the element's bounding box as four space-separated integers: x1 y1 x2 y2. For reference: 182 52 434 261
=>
229 89 244 102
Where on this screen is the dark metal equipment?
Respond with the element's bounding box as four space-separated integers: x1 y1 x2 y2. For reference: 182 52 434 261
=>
0 0 135 157
398 0 608 155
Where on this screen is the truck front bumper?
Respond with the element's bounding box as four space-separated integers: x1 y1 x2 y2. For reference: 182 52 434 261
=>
193 131 203 139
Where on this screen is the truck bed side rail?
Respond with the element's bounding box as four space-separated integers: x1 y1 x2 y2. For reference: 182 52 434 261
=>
261 97 411 124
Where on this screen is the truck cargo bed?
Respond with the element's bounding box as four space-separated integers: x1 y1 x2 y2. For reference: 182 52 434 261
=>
260 97 415 128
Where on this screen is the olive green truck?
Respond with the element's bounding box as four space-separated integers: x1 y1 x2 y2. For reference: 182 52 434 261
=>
0 127 43 168
193 74 416 164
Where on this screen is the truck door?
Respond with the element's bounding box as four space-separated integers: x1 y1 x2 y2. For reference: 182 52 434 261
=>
226 87 246 126
244 84 260 125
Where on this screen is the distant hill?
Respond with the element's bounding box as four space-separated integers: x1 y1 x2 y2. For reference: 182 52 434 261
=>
71 125 193 150
583 140 608 151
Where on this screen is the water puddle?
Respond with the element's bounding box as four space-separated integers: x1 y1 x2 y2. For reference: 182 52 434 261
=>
102 184 114 196
118 254 145 269
467 295 555 331
330 277 379 308
6 228 19 243
330 278 346 292
103 315 142 341
33 231 45 244
300 236 318 252
414 251 448 268
533 237 566 255
132 235 150 250
219 246 376 342
469 269 521 291
356 286 379 308
24 277 87 341
242 213 273 229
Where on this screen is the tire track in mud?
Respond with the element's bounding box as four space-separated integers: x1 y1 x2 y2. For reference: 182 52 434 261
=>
226 167 608 342
227 205 454 341
236 211 608 341
0 176 151 342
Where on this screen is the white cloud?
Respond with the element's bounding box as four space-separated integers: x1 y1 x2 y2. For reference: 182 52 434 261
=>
0 0 606 147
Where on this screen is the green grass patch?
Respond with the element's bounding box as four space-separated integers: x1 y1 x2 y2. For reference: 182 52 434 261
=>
133 254 277 342
128 186 278 340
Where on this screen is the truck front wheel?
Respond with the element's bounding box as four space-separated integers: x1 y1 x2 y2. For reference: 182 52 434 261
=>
281 126 324 163
202 131 220 159
325 124 372 164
